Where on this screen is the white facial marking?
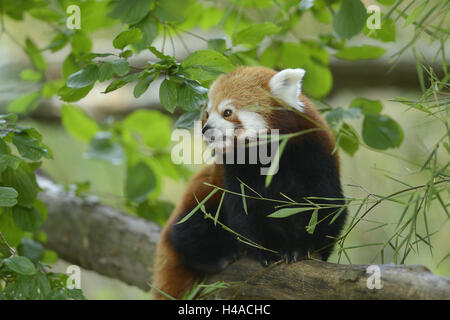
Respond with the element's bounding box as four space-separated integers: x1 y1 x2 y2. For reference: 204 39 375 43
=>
205 110 234 131
237 110 267 139
203 99 236 150
269 68 305 112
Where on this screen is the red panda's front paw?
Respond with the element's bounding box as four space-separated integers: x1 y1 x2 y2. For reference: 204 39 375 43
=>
258 251 282 267
283 249 308 264
258 249 308 266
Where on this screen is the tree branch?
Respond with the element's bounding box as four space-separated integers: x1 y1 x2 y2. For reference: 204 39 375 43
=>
38 175 450 300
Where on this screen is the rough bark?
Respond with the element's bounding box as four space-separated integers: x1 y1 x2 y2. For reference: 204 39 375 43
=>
38 176 450 300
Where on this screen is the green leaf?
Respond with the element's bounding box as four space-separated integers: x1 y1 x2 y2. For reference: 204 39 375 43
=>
404 2 427 27
123 110 172 149
177 188 219 224
108 0 152 25
3 256 36 275
58 84 94 102
325 107 361 127
113 28 143 50
71 0 115 33
123 72 143 83
259 46 278 68
120 50 133 58
20 69 43 82
42 80 64 98
125 161 157 203
134 16 158 51
240 184 247 215
62 54 79 80
349 98 383 114
7 91 41 114
306 208 319 234
34 230 48 244
0 113 18 123
0 155 22 173
98 62 114 82
362 114 404 150
2 164 39 208
208 37 227 52
111 58 130 77
67 64 99 89
17 238 44 264
29 7 64 22
278 42 332 98
175 111 201 129
41 249 58 264
0 210 24 249
136 200 173 226
103 80 127 93
302 60 333 99
312 0 332 23
25 38 46 71
159 79 178 113
182 50 234 82
66 288 86 300
71 30 92 55
319 34 346 50
333 0 367 39
61 104 99 142
364 17 396 42
153 0 190 22
177 82 208 112
0 187 18 207
12 205 44 232
12 132 51 161
48 33 69 52
197 6 224 29
267 207 313 218
0 139 9 154
134 73 156 98
84 132 124 165
334 45 386 61
339 123 359 156
148 46 174 61
35 273 52 298
34 199 47 221
232 22 281 46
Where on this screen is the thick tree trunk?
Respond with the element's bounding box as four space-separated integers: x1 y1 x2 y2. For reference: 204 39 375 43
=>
38 176 450 300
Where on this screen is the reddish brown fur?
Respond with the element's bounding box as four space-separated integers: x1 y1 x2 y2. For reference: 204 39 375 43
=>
152 164 223 299
152 66 338 299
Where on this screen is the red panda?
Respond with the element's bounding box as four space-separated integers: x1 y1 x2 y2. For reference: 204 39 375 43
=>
152 66 347 299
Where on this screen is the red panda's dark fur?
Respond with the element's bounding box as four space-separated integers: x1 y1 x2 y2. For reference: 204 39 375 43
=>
152 67 346 299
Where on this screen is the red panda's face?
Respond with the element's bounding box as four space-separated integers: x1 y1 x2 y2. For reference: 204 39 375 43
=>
201 66 306 150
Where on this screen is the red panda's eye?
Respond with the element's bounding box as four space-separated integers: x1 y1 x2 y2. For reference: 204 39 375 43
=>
223 109 233 117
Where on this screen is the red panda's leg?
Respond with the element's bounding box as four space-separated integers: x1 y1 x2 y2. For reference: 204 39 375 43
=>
151 165 226 300
152 225 197 299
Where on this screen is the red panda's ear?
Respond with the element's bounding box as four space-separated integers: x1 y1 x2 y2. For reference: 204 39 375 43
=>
269 68 306 112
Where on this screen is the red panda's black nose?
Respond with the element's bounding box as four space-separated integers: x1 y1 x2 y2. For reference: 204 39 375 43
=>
202 124 211 135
